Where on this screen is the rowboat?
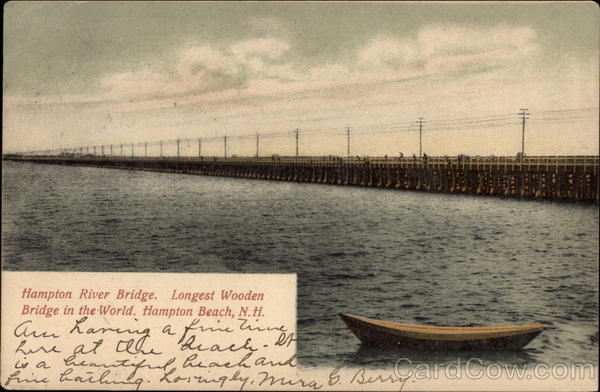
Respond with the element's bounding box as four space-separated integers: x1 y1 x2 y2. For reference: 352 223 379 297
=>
339 313 548 350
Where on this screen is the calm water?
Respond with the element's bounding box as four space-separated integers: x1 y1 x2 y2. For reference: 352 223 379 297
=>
2 161 598 368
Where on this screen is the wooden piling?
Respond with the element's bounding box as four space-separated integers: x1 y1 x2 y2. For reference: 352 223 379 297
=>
5 155 598 203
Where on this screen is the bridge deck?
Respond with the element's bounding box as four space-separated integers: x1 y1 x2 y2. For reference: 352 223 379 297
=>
4 155 599 202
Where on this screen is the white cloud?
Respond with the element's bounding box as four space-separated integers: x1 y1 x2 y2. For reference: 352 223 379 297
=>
358 24 539 75
358 35 417 68
108 37 294 100
176 45 236 76
417 25 536 57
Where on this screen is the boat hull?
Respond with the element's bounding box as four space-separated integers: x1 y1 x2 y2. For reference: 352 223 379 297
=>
340 313 547 350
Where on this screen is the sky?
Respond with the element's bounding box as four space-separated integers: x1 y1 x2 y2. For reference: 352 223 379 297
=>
3 1 599 157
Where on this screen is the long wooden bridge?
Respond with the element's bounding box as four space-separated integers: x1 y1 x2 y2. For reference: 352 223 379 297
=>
4 154 599 202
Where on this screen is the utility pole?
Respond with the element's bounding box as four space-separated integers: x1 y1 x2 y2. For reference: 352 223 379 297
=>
198 138 202 157
417 117 425 158
101 145 104 156
294 129 300 157
110 144 113 156
145 142 148 157
518 109 529 160
256 134 260 157
346 127 351 157
224 136 228 158
93 146 96 156
120 144 123 156
80 147 83 156
160 141 163 157
177 139 180 158
131 144 134 157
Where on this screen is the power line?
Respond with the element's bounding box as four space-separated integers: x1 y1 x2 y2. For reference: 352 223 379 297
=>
426 121 521 132
15 106 599 156
535 107 598 114
531 115 597 122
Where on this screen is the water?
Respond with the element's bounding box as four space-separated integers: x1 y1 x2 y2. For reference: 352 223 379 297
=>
2 161 598 368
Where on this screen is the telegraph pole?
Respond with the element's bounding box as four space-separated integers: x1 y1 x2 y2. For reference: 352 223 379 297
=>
101 145 104 156
93 146 96 156
177 139 180 158
417 117 425 158
144 142 148 157
294 129 300 157
110 145 113 156
346 127 351 157
198 138 202 157
131 144 134 157
518 108 529 159
256 134 260 157
224 136 228 158
120 144 123 156
160 141 163 157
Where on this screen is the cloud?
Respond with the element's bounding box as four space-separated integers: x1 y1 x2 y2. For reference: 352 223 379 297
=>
142 37 292 98
172 38 289 82
89 37 294 102
357 24 539 74
176 45 235 76
419 25 538 73
417 25 537 58
7 24 543 111
357 35 418 68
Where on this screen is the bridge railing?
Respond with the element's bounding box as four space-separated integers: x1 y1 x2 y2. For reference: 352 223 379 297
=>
5 154 599 169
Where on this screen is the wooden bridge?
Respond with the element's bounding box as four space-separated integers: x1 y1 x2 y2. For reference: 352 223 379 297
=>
4 154 599 202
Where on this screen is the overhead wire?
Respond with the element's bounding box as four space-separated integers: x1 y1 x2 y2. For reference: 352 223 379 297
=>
22 107 599 155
